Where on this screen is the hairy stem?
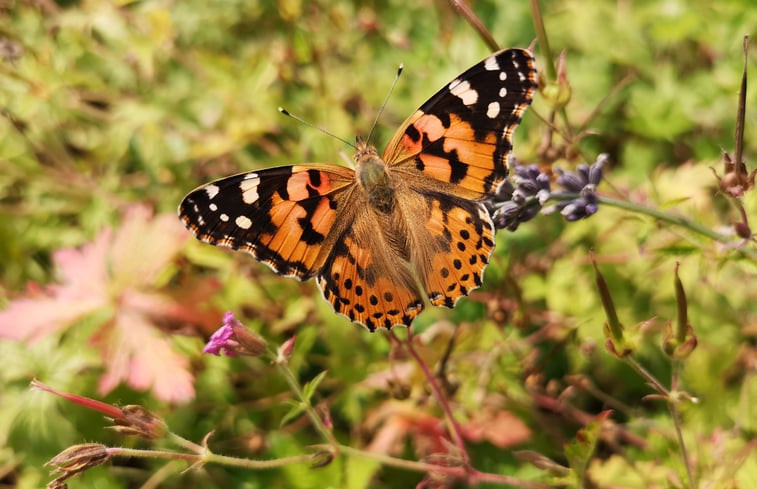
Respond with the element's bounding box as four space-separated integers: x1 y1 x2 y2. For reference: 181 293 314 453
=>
109 446 314 469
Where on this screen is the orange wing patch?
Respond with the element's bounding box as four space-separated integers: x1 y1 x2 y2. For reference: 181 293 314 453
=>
412 194 495 308
383 48 537 197
316 215 425 331
179 165 354 280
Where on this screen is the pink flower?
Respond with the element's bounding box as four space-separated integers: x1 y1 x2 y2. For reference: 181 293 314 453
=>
203 312 267 357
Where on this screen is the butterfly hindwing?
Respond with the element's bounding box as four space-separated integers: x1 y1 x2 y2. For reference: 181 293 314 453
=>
179 165 354 279
383 48 537 197
315 199 425 331
421 197 494 308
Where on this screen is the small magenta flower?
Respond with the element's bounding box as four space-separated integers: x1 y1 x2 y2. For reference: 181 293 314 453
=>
204 312 267 357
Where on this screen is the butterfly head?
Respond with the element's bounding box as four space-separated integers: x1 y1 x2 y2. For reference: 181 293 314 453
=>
354 136 378 161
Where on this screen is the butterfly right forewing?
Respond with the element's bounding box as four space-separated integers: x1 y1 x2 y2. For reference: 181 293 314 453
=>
383 48 537 198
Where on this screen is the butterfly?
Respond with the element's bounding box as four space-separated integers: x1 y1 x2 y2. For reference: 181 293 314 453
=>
179 48 537 331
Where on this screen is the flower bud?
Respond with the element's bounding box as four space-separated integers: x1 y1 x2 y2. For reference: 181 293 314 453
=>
46 444 110 487
204 312 267 357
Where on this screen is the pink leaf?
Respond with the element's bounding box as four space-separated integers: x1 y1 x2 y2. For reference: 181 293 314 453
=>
52 229 111 299
109 206 188 290
0 225 111 341
96 307 195 403
0 295 106 341
462 410 532 448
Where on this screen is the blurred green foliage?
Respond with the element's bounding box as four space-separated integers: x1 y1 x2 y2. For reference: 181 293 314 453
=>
1 0 755 488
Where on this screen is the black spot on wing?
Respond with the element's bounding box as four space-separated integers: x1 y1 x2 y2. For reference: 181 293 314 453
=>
405 124 421 143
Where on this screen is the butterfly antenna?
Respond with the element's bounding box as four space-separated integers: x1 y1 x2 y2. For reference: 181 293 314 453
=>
366 64 404 144
278 107 355 149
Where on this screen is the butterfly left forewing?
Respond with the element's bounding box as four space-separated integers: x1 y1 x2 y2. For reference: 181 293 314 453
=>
383 48 537 198
179 164 355 279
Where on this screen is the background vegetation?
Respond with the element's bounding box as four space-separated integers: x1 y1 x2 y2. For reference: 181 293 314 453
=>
0 0 755 488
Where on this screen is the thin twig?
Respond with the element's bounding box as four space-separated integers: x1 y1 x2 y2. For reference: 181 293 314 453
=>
401 329 471 466
669 363 696 489
624 357 670 396
577 73 636 133
448 0 500 52
590 195 757 259
529 0 575 145
733 35 748 171
109 447 315 469
321 444 552 488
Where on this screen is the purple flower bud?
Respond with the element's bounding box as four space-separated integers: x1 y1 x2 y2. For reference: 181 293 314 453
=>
203 312 267 357
556 170 584 192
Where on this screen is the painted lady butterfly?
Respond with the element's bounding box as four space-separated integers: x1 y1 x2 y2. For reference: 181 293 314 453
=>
179 48 537 331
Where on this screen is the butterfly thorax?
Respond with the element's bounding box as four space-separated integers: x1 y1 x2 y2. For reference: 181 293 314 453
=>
355 138 395 214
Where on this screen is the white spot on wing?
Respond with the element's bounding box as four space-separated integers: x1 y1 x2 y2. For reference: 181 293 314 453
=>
209 203 218 211
484 56 499 71
239 175 261 204
499 87 507 97
518 71 526 81
486 101 500 119
499 71 507 81
220 213 229 222
448 79 478 105
235 215 252 229
205 184 220 200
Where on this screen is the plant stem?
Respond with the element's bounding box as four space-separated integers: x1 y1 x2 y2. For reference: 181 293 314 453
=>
167 432 204 454
448 0 499 52
530 0 573 136
317 444 552 489
625 356 696 489
596 195 730 242
544 193 757 259
402 330 470 466
625 357 670 396
109 446 314 469
670 362 696 489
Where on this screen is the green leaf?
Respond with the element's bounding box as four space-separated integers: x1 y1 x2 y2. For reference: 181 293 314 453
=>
345 456 381 489
564 410 611 483
279 399 305 428
302 370 328 403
